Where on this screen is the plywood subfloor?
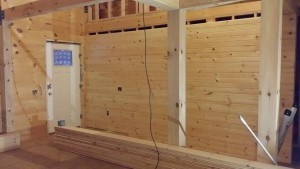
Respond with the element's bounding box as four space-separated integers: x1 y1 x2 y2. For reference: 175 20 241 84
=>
0 135 128 169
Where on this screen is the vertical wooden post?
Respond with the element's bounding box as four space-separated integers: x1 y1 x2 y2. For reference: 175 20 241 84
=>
0 21 13 133
258 0 283 163
135 2 139 14
87 5 93 21
167 9 186 146
138 3 143 13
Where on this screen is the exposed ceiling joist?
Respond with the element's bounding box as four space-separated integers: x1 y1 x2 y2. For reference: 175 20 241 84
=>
3 0 111 21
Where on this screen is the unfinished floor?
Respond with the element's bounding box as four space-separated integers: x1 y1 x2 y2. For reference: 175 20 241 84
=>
0 135 128 169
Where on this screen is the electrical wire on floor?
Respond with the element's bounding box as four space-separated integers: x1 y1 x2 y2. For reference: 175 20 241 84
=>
142 5 160 169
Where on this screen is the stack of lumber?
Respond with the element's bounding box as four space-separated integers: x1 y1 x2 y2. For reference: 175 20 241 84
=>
55 126 288 169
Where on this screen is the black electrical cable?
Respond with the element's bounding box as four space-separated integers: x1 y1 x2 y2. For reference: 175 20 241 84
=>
142 5 160 169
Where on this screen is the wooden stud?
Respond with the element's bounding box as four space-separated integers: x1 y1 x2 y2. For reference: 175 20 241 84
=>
167 9 186 146
257 0 283 163
88 5 93 21
108 1 112 18
0 21 13 133
135 2 139 14
138 3 143 13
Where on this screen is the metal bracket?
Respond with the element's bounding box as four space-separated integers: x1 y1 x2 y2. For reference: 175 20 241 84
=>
0 10 4 25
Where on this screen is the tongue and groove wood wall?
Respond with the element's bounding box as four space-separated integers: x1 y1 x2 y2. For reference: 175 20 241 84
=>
83 2 262 161
186 18 260 160
2 0 85 141
0 0 296 165
83 1 296 163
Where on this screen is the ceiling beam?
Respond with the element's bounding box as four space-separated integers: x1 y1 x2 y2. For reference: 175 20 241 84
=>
134 0 179 10
3 0 111 21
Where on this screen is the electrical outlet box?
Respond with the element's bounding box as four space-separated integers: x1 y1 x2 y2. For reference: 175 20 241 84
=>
58 120 65 126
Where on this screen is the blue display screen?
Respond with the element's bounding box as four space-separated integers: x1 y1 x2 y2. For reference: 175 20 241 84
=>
53 49 72 66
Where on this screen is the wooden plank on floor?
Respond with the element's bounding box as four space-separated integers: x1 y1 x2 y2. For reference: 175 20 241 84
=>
0 133 20 152
55 126 290 169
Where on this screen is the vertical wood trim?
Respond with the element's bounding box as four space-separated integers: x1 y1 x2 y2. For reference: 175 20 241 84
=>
121 0 126 16
138 3 143 13
135 2 139 14
258 0 283 163
1 21 13 133
167 9 186 146
108 1 112 18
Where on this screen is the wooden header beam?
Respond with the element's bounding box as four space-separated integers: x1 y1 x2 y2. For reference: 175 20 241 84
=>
3 0 111 21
